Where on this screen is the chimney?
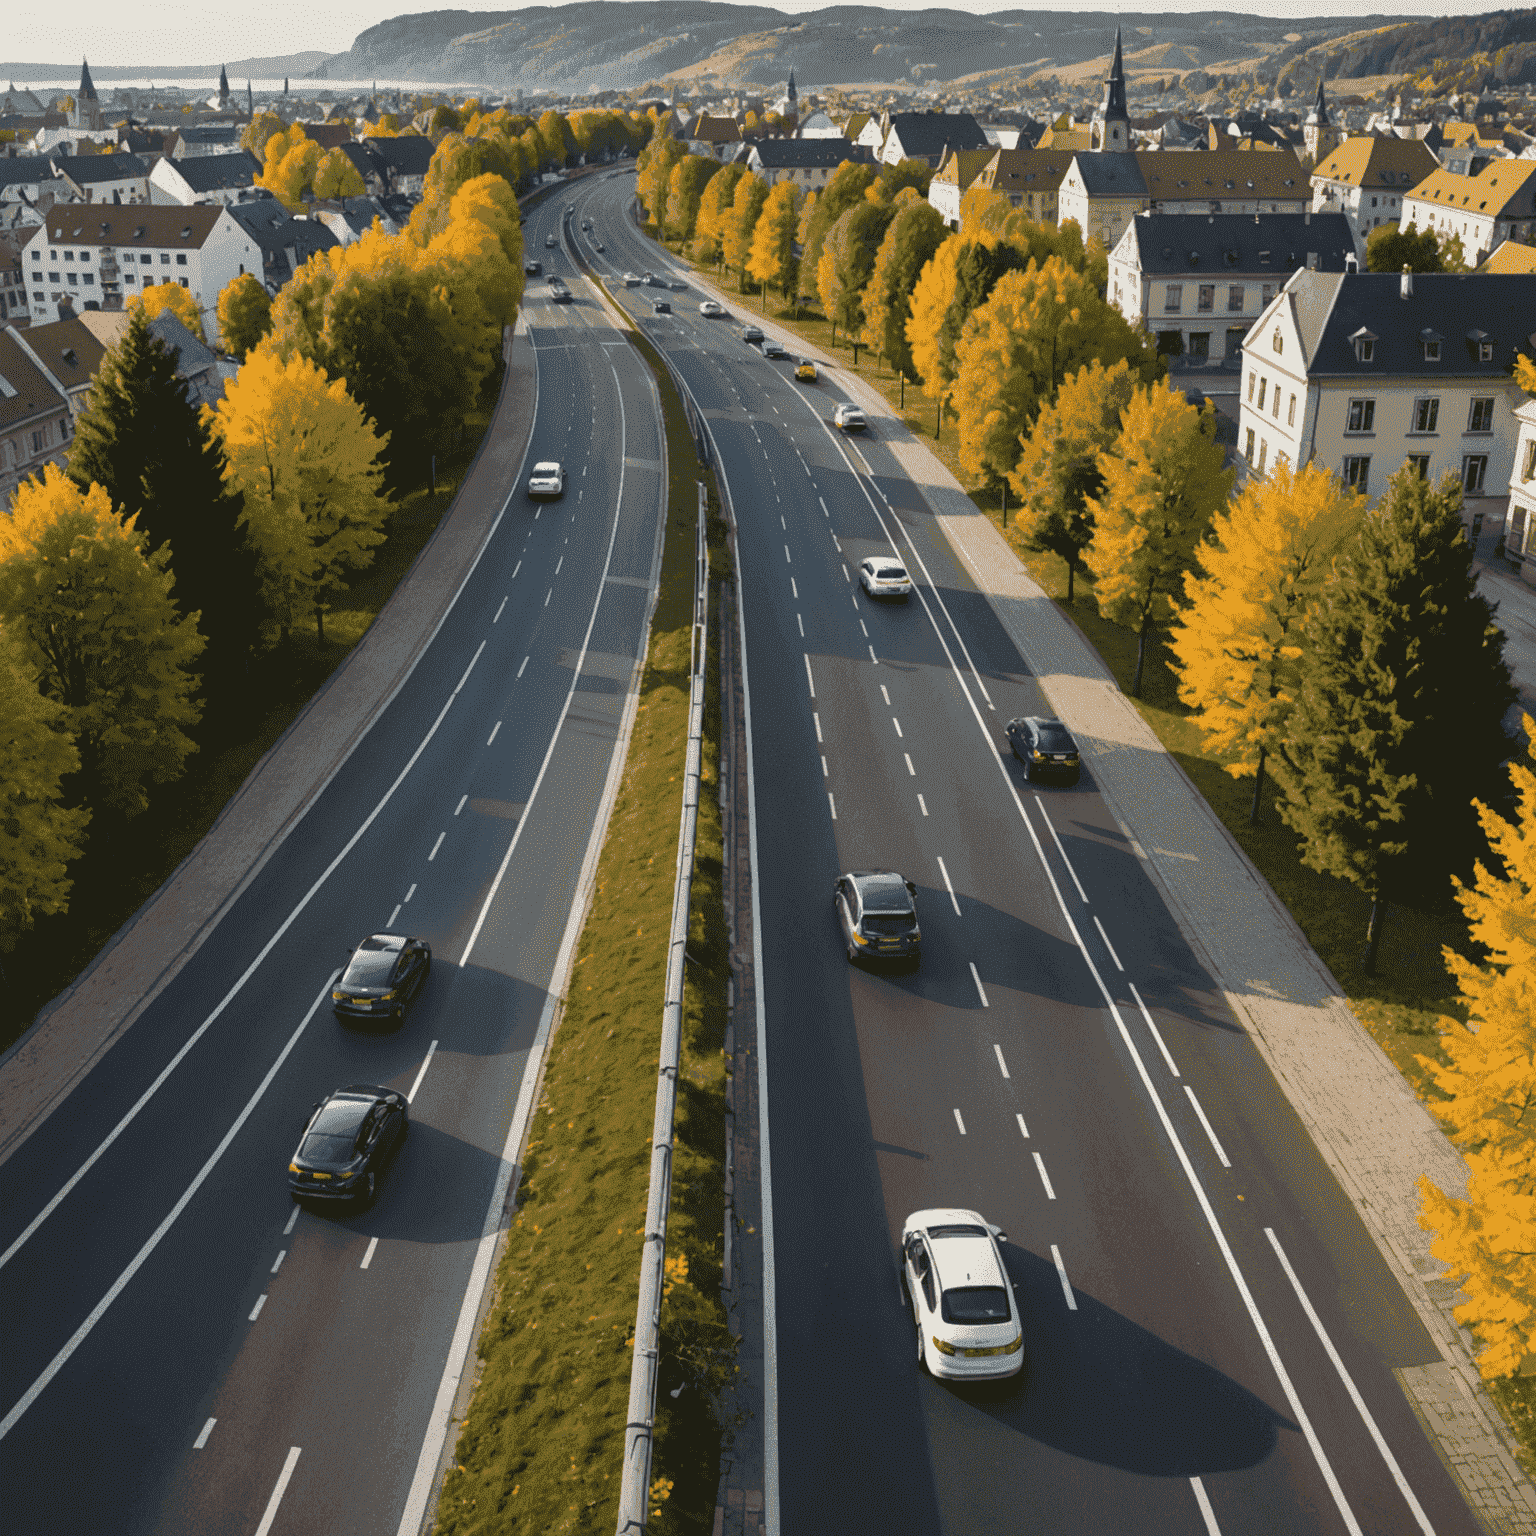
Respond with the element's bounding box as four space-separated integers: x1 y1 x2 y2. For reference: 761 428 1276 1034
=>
1400 264 1413 298
1345 253 1358 273
1304 209 1310 225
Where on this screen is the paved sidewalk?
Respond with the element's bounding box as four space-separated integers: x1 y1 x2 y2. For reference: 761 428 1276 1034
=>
0 322 539 1168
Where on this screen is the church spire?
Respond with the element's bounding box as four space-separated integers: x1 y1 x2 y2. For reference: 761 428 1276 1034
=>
218 63 230 108
1092 27 1129 151
79 58 97 102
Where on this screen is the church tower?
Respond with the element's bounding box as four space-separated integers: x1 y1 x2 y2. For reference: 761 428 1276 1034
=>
787 68 797 114
1090 28 1130 153
218 64 230 111
71 58 105 131
1303 78 1335 163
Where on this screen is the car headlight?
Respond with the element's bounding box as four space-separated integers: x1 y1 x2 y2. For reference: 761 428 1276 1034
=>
332 990 346 1002
379 990 396 1002
1032 750 1049 759
931 1336 957 1356
289 1162 301 1173
850 931 869 946
1004 1333 1024 1354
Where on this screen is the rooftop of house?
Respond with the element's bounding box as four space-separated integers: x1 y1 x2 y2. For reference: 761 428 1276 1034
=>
930 146 996 191
165 150 262 193
1118 211 1357 275
1311 133 1442 190
883 109 989 157
1139 148 1307 203
10 313 109 393
50 151 148 184
975 147 1072 193
746 138 876 169
1484 238 1536 274
1403 157 1536 217
37 203 226 249
0 328 68 429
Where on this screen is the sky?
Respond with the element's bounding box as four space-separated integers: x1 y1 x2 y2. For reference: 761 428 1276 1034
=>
5 0 1511 70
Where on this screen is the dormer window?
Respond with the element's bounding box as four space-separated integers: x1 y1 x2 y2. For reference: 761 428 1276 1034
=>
1351 326 1377 363
1421 328 1443 362
1480 342 1493 362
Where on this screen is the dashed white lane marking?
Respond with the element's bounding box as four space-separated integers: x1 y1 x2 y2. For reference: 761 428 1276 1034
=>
494 597 507 622
254 1448 302 1536
868 645 879 665
813 712 823 743
828 792 837 820
517 656 529 678
841 564 850 583
1191 1478 1222 1536
555 555 563 574
1034 1152 1057 1200
248 1295 267 1322
784 544 792 563
891 716 902 737
797 614 805 637
283 1206 300 1236
819 497 830 517
1263 1228 1436 1535
361 1237 379 1271
1093 915 1123 971
194 1418 216 1450
880 684 891 705
953 1108 966 1135
545 588 553 607
821 756 829 779
404 883 416 902
1016 1112 1030 1139
803 653 816 699
1051 1245 1078 1311
993 1043 1010 1079
918 794 928 816
1184 1087 1232 1169
1033 795 1089 903
487 721 502 746
387 905 401 927
969 962 989 1008
903 752 915 776
428 832 446 861
860 619 869 637
851 593 859 611
780 514 787 529
511 560 521 579
407 1040 438 1103
1130 983 1181 1077
270 1250 286 1274
937 856 961 916
455 795 467 816
791 578 798 599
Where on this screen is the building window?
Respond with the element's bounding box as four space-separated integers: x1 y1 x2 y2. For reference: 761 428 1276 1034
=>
1227 285 1244 313
31 429 44 454
1197 284 1214 312
1287 393 1297 427
1258 439 1268 473
1479 341 1494 362
179 277 188 288
1346 398 1375 433
1263 285 1275 308
1467 398 1495 433
1247 372 1256 402
66 273 77 287
1463 455 1488 494
83 274 94 286
1407 454 1431 480
49 249 58 261
1423 339 1441 362
1412 398 1440 434
48 272 59 284
64 250 74 261
160 254 170 265
1257 378 1268 411
176 253 187 266
141 255 151 265
1189 333 1210 359
1524 440 1536 482
1245 428 1255 466
1343 456 1371 493
1164 284 1183 313
1355 337 1374 362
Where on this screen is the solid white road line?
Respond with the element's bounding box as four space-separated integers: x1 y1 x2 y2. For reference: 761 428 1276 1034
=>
1051 1245 1077 1311
270 1250 286 1274
1016 1112 1029 1139
1033 795 1089 903
1265 1230 1437 1534
1185 1087 1232 1169
1191 1477 1222 1535
407 1041 438 1104
1093 915 1124 972
1130 983 1181 1078
283 1206 300 1236
969 962 989 1008
803 653 816 699
254 1448 302 1536
455 795 467 816
813 713 822 743
487 721 502 746
494 597 507 622
194 1418 216 1450
249 1295 267 1322
1033 1152 1057 1200
360 1237 379 1271
994 1044 1010 1079
428 832 446 861
903 753 915 776
918 795 928 816
953 1108 966 1135
937 856 962 916
828 793 837 820
0 973 338 1440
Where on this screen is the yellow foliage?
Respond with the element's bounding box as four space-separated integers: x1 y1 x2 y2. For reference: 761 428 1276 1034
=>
313 146 365 200
904 231 962 397
1517 355 1536 397
128 281 205 343
747 180 800 296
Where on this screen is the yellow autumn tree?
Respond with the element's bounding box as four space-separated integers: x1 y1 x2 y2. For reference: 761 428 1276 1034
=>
1517 355 1536 396
904 232 962 398
1084 383 1233 697
210 347 390 645
128 281 205 342
721 173 768 290
217 272 272 358
1418 725 1536 1379
1169 461 1363 817
747 179 801 303
259 125 321 211
313 146 365 200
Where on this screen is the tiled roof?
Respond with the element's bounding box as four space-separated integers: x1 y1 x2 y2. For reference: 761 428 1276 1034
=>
1403 158 1536 218
1483 239 1536 274
975 147 1071 194
748 139 875 169
9 315 108 393
1139 148 1306 202
50 151 148 184
168 151 262 193
930 147 996 192
1068 153 1147 198
884 110 989 158
0 330 68 429
1311 134 1441 190
40 204 225 249
1123 211 1356 275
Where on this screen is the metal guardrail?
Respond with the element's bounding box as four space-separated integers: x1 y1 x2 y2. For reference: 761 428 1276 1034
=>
616 482 711 1535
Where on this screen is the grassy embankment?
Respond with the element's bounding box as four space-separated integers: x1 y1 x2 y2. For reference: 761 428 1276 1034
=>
429 298 735 1534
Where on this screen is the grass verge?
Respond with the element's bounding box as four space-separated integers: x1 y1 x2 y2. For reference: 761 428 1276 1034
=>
429 298 734 1535
0 375 503 1055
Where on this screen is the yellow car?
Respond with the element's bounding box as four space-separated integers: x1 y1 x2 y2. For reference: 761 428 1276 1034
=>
795 358 818 383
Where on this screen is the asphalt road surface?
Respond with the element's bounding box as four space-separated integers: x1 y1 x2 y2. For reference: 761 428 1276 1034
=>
578 170 1484 1536
0 188 665 1536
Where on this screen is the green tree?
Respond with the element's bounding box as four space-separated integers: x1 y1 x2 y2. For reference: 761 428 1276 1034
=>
665 153 721 245
799 161 877 310
1084 383 1233 698
1010 358 1140 602
816 199 896 340
217 272 273 358
747 180 801 304
0 623 89 954
240 110 283 160
693 162 747 265
0 467 204 818
861 195 947 376
875 157 934 202
69 308 259 687
1169 461 1363 819
1272 466 1517 972
1365 220 1445 273
313 146 366 200
723 174 768 291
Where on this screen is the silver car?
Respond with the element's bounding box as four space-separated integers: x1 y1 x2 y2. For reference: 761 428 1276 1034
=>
901 1209 1024 1381
527 461 565 499
859 557 912 600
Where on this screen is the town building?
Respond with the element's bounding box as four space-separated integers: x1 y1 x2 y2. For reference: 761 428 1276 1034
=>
1484 239 1536 274
926 146 998 229
0 325 72 506
1505 397 1536 585
6 313 109 415
739 138 874 191
686 114 743 161
1309 135 1443 255
1303 79 1337 165
877 110 989 170
1398 159 1536 266
171 124 245 159
150 151 262 206
225 194 339 294
969 147 1071 226
1088 29 1131 155
51 152 151 205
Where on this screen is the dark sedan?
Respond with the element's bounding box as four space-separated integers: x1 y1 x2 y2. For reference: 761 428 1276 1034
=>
1005 716 1082 784
835 870 921 966
333 933 431 1024
288 1085 408 1208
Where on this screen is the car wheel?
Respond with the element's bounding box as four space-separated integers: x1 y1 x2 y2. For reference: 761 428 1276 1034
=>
916 1313 929 1374
1023 756 1033 782
358 1172 377 1210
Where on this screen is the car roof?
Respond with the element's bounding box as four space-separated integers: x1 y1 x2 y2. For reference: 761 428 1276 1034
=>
848 869 912 911
907 1205 988 1232
356 933 405 952
929 1233 1006 1294
532 461 561 472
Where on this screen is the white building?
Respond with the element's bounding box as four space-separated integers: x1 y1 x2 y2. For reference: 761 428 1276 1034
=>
22 203 262 336
1399 159 1536 266
150 151 262 207
1309 135 1442 257
1505 399 1536 585
52 152 150 205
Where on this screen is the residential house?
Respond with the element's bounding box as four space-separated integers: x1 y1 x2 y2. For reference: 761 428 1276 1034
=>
842 112 873 146
172 124 244 159
796 111 840 139
51 152 151 205
1436 120 1509 177
76 306 233 404
852 114 885 155
150 151 262 206
1036 115 1093 153
878 110 989 169
1399 159 1536 266
311 195 402 245
338 135 434 196
686 114 742 161
1484 238 1536 273
927 146 998 229
0 158 60 216
740 138 874 191
969 147 1071 226
0 325 72 506
0 237 26 324
225 193 339 294
303 122 355 152
1309 135 1443 255
0 85 46 118
22 203 262 334
1505 397 1536 585
1138 150 1309 215
1234 268 1536 520
6 313 109 415
1109 210 1356 363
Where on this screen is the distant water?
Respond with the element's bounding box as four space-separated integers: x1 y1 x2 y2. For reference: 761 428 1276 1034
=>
8 76 494 96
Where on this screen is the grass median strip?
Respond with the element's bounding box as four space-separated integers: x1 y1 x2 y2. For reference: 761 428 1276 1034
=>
430 299 734 1535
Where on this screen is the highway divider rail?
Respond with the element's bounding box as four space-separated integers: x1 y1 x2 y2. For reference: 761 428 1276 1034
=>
617 483 711 1535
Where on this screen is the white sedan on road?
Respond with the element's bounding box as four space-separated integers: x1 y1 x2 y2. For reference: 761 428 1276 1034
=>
699 300 725 317
833 402 867 433
526 461 566 499
859 557 912 600
901 1208 1024 1381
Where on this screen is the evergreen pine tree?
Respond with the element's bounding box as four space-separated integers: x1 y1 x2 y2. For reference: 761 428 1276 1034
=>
69 309 260 691
1272 466 1516 972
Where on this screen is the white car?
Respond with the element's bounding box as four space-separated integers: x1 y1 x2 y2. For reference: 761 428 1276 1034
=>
833 402 867 432
699 300 724 317
901 1209 1024 1381
859 557 912 600
623 272 640 287
526 461 565 499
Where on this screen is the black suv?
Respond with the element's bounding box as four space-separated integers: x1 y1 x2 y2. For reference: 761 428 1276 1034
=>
834 870 921 966
1005 716 1082 784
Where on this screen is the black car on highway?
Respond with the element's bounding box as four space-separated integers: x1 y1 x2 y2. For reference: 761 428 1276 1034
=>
333 933 431 1024
653 299 671 314
289 1085 408 1208
1005 716 1082 784
740 324 764 343
835 870 921 966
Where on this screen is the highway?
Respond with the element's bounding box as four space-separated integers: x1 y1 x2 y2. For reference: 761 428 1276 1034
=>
575 169 1485 1536
0 188 665 1535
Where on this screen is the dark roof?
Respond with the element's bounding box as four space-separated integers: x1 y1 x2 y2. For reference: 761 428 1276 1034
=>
177 124 242 147
304 122 354 150
9 315 108 393
224 197 338 288
362 135 434 175
1286 270 1536 378
1123 212 1356 275
0 157 54 190
41 204 226 249
0 330 68 429
168 150 261 192
885 110 989 158
1069 153 1148 198
50 152 148 185
748 139 875 169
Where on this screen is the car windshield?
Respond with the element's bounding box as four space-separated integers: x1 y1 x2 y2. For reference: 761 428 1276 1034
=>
875 566 907 580
533 463 560 475
344 951 394 986
864 913 917 936
941 1286 1011 1325
1037 725 1076 750
927 1223 988 1238
311 1099 371 1136
299 1133 357 1166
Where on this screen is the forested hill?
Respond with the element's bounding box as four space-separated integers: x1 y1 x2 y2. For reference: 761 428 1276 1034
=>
307 4 1410 91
